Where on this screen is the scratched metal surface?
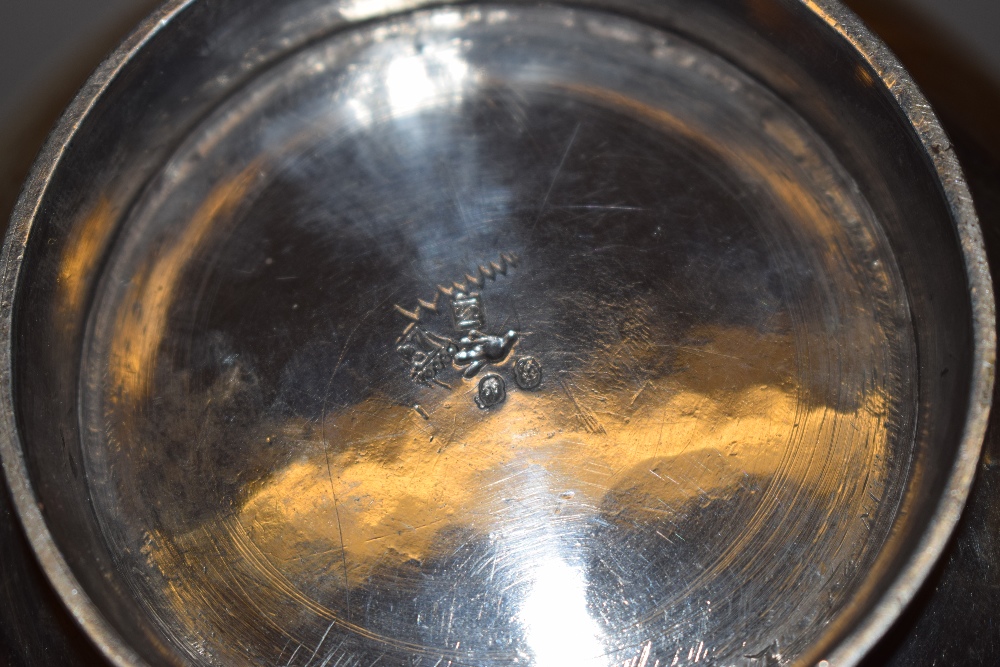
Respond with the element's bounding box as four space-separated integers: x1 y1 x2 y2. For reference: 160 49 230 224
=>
0 1 992 667
75 7 918 666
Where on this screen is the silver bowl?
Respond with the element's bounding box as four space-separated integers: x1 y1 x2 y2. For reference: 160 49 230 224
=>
0 1 993 665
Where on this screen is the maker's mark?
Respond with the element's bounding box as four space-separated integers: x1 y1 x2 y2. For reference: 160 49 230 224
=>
393 253 542 408
395 327 458 384
455 329 519 378
475 374 507 409
514 356 543 390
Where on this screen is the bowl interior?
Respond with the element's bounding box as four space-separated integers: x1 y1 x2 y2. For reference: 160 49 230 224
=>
6 1 983 666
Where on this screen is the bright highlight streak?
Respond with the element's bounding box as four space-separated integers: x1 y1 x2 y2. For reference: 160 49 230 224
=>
519 554 607 667
385 46 470 117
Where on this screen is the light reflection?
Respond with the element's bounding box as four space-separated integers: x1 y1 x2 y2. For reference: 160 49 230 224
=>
139 322 896 662
344 97 373 129
107 166 260 399
384 45 471 117
90 6 915 663
57 196 117 324
338 0 415 22
224 323 889 584
519 552 607 667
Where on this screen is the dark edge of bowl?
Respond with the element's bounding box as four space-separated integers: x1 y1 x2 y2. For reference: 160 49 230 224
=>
0 1 992 667
0 3 198 666
801 2 996 666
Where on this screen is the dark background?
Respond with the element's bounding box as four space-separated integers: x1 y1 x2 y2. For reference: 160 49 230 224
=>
1 0 999 665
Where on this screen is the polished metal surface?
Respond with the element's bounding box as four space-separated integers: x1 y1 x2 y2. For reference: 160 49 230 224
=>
79 9 923 665
0 1 993 667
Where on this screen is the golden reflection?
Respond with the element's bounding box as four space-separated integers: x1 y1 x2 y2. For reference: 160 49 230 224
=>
118 17 907 658
142 320 893 657
107 166 260 400
236 344 883 585
57 196 118 322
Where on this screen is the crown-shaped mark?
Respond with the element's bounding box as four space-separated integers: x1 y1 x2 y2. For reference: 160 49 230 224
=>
392 252 519 325
465 252 518 288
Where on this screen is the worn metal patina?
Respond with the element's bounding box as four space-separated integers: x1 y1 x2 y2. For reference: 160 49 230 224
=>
0 1 992 666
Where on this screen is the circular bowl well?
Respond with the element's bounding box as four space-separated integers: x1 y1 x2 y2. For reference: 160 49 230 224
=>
0 1 994 666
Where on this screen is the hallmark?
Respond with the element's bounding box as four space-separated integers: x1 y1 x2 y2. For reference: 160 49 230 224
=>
393 252 543 407
455 329 519 378
396 326 458 384
476 374 507 409
452 291 486 331
514 356 543 390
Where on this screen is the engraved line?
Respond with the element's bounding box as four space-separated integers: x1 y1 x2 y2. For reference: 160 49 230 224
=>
417 297 440 312
395 253 520 329
393 304 422 322
464 252 519 289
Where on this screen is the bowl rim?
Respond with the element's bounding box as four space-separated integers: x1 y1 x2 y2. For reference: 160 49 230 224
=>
0 1 993 665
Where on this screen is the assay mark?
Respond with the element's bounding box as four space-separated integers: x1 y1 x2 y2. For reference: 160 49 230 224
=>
393 253 542 408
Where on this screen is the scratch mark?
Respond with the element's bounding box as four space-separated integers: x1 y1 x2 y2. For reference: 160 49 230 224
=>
285 643 303 667
745 641 781 665
652 397 669 461
553 204 645 211
303 620 336 667
673 344 740 361
322 639 348 666
364 517 445 542
557 373 606 434
630 380 651 406
324 447 351 621
277 638 292 665
318 307 381 624
638 642 652 667
531 122 581 231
